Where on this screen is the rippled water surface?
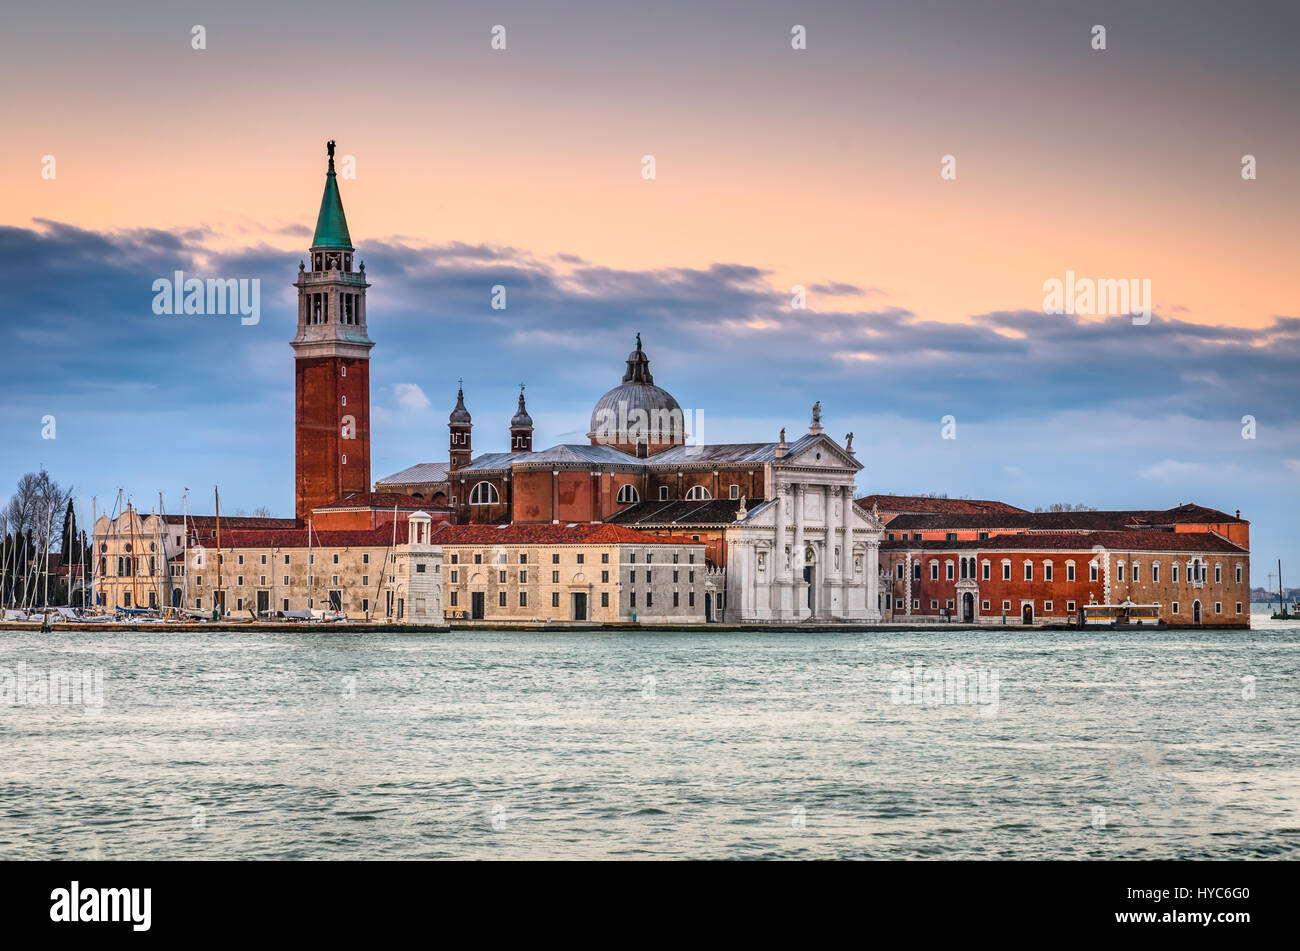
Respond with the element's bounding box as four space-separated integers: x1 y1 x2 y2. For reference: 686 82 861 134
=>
2 611 1297 859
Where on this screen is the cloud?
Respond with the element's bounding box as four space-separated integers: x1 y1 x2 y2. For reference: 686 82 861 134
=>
392 382 431 412
1138 460 1211 481
1 219 1298 563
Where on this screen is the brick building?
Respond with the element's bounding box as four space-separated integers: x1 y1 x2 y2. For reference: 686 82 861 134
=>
874 497 1250 627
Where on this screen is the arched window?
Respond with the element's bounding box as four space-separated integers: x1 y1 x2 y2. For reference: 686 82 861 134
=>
616 484 640 504
685 485 711 500
469 482 500 505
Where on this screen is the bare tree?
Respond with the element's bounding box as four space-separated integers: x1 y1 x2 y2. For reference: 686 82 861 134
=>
4 470 72 550
1034 502 1098 513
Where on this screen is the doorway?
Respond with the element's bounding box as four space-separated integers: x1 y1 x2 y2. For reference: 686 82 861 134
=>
1193 600 1202 624
257 590 269 615
471 591 485 620
1022 602 1033 625
571 592 587 621
963 592 974 622
705 592 713 622
803 565 815 613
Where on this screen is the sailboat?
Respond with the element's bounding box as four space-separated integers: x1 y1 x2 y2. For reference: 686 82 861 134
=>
1271 560 1299 619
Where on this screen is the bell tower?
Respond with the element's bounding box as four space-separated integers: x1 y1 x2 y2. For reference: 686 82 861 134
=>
510 385 533 453
291 141 374 522
449 383 473 471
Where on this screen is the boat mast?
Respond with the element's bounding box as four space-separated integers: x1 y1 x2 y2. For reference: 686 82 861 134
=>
42 498 54 609
307 516 313 610
90 496 97 611
182 489 189 611
215 485 223 617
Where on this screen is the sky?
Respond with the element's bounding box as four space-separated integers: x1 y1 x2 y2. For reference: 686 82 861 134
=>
2 0 1297 580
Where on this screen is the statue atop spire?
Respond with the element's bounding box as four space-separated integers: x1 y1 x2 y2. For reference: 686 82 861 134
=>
312 140 352 250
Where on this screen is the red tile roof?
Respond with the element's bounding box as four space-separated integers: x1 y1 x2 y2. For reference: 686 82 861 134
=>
187 521 692 550
313 492 441 511
886 504 1245 533
429 522 696 546
162 514 297 529
857 494 1029 517
881 530 1247 554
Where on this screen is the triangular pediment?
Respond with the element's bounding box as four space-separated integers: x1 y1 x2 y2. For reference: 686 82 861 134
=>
778 433 862 471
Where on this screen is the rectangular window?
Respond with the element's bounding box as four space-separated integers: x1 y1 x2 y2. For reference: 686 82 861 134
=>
1044 601 1053 612
1024 562 1032 581
577 554 585 564
1090 565 1098 581
646 592 653 608
1172 563 1178 582
363 553 369 564
1118 563 1125 582
981 600 990 610
416 565 425 574
1003 563 1011 581
1133 563 1140 583
689 591 695 607
1235 565 1242 584
1067 564 1075 582
519 570 527 583
450 570 458 583
499 570 506 583
945 563 954 580
1236 602 1242 613
1045 564 1053 582
730 485 739 499
930 563 938 581
601 570 609 583
451 554 459 565
1172 601 1179 614
659 486 668 500
1066 601 1075 612
1215 601 1222 614
601 553 609 564
520 553 528 564
552 553 560 564
552 570 560 583
552 592 559 608
1152 564 1159 583
474 553 482 564
1215 565 1222 584
978 532 989 540
519 592 527 607
601 592 609 607
450 591 458 606
930 600 939 610
630 592 637 609
981 563 990 581
1002 600 1011 612
282 599 289 611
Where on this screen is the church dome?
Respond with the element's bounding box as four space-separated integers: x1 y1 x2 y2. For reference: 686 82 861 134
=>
449 386 471 425
587 337 685 451
511 389 533 429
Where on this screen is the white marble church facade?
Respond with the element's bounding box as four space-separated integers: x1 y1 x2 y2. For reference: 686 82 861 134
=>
724 426 885 622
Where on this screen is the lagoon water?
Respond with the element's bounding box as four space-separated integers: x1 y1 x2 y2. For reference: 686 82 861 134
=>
1 609 1297 859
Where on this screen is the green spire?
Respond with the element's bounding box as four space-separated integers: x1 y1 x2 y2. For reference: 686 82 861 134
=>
311 140 353 250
